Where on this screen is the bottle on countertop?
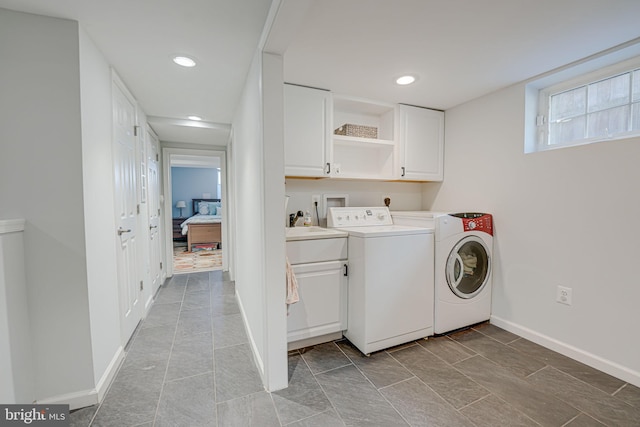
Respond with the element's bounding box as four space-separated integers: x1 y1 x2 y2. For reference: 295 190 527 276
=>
303 210 312 226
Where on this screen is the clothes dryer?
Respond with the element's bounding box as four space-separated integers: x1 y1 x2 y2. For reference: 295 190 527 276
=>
435 213 493 333
391 211 493 334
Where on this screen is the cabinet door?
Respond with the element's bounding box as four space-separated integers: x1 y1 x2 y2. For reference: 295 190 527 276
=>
398 104 444 181
284 84 330 177
287 260 348 342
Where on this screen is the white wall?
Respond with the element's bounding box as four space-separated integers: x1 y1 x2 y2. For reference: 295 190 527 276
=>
261 52 288 391
0 222 33 403
78 28 123 398
427 82 640 385
0 8 95 400
231 49 287 391
286 179 424 226
232 48 267 379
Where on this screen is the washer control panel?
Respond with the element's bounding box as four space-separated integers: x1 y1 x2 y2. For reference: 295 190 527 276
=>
327 207 393 228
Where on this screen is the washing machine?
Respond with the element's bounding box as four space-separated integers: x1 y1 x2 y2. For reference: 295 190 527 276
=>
391 211 493 334
327 207 434 355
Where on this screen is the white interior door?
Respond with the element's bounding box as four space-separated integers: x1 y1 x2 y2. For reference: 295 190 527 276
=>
147 126 161 296
112 76 143 344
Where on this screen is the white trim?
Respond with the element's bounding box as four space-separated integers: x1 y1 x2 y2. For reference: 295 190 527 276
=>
111 69 137 106
36 389 98 412
491 315 640 388
144 294 154 312
525 37 640 90
0 219 25 234
161 147 227 277
235 292 265 375
94 346 124 402
147 116 231 131
533 55 640 152
36 346 124 410
542 55 640 97
287 332 343 351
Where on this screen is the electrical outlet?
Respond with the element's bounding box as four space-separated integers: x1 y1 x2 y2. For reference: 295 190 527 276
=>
311 194 321 207
556 285 572 306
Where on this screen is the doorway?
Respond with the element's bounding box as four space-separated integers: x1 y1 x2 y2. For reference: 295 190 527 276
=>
163 148 228 276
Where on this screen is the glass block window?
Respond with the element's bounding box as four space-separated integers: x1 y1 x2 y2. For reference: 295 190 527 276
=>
542 65 640 149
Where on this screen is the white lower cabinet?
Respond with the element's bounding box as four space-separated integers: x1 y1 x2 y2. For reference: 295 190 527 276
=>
287 260 348 349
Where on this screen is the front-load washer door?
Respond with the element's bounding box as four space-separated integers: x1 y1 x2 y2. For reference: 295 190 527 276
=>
446 235 491 299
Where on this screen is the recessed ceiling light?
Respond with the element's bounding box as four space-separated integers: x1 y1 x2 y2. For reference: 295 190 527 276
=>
187 115 202 121
396 75 416 85
172 55 197 67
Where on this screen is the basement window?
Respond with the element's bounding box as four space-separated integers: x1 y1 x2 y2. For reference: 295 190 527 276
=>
534 57 640 152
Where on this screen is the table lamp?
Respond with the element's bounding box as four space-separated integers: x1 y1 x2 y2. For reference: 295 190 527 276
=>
176 200 186 217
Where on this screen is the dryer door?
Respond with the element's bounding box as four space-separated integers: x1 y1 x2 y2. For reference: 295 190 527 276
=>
446 235 491 299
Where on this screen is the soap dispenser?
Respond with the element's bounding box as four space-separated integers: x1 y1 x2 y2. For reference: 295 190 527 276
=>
303 210 312 226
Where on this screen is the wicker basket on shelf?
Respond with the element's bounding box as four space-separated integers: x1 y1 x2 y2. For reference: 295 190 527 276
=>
334 124 378 139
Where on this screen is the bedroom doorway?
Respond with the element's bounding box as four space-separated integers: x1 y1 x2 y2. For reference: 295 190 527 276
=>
163 148 227 276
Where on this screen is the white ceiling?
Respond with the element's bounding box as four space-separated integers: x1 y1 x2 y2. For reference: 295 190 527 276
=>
0 0 272 146
2 0 640 146
283 0 640 110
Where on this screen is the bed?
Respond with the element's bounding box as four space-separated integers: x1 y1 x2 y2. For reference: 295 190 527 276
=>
180 198 222 252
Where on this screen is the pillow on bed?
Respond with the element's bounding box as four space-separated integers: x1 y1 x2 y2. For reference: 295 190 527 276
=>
216 206 223 216
198 201 210 215
198 201 221 215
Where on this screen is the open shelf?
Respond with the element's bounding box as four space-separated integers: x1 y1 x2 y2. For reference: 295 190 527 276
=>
331 95 397 179
332 142 394 179
333 135 395 147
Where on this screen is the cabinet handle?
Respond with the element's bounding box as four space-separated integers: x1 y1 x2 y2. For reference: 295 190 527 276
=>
149 225 158 230
117 228 132 236
343 264 348 276
326 163 331 174
401 166 406 177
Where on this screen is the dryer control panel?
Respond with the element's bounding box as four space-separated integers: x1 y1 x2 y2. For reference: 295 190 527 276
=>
451 213 493 236
327 207 393 228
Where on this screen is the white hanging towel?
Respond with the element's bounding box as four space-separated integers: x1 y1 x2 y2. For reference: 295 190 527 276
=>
285 257 299 308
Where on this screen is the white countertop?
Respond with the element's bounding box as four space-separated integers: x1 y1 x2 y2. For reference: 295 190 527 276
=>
285 226 348 241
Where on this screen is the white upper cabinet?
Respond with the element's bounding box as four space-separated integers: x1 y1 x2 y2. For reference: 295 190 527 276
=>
330 95 396 180
284 84 331 177
284 85 444 182
398 104 444 181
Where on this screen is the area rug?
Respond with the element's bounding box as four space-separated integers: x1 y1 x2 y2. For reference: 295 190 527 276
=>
173 243 222 274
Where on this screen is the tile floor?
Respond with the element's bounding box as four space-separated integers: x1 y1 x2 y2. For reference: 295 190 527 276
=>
70 271 640 426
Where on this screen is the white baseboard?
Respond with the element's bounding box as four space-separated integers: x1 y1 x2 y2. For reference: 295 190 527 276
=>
235 292 265 378
288 331 343 351
144 294 154 313
36 389 97 411
491 315 640 388
36 346 125 411
95 346 125 402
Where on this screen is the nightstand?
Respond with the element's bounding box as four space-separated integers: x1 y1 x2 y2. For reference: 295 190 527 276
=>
172 218 187 241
